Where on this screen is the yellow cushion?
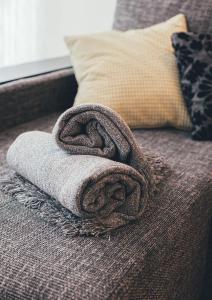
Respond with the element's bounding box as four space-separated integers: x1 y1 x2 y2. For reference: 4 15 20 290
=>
65 14 191 129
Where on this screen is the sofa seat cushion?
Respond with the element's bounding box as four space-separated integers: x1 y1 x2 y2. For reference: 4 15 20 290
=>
0 114 212 300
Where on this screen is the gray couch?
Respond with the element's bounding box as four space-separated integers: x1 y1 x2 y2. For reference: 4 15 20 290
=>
0 1 212 299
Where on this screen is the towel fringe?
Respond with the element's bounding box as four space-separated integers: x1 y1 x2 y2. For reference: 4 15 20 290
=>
0 174 112 238
140 149 170 197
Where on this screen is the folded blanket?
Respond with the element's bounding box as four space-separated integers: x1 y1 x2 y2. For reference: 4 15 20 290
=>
53 104 168 197
6 131 149 234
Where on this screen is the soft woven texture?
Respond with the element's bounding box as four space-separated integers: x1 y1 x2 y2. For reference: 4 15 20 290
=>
113 0 212 34
0 113 212 299
53 104 169 196
0 69 77 131
6 131 149 234
66 14 191 129
172 32 212 140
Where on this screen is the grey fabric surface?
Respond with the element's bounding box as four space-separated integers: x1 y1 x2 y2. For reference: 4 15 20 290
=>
201 226 212 300
6 131 148 233
113 0 212 34
0 113 212 299
53 104 169 198
0 69 77 131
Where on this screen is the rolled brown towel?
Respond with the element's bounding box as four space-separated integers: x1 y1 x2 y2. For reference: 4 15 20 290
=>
53 104 169 197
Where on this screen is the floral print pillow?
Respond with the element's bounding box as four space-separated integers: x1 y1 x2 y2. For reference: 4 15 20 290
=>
172 32 212 140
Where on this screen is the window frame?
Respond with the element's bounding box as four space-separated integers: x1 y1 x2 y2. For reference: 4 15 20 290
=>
0 56 72 84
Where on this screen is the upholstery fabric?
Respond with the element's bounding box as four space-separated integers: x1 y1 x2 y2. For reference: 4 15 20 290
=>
6 131 148 233
0 69 77 131
172 32 212 140
0 114 212 300
66 14 191 130
113 0 212 34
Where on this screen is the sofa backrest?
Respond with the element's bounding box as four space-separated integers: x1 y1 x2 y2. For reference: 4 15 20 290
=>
113 0 212 33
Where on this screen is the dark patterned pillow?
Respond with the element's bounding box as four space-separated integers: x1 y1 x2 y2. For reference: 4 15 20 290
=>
172 32 212 140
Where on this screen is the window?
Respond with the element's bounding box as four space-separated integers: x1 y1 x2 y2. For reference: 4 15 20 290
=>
0 0 116 68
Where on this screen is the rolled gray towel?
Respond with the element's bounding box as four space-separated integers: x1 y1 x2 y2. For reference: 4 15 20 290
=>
53 104 169 196
6 131 148 231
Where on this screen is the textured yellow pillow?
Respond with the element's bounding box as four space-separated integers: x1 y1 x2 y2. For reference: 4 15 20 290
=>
65 14 191 129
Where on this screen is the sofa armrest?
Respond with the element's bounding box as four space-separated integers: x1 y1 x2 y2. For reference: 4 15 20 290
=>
0 68 77 131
